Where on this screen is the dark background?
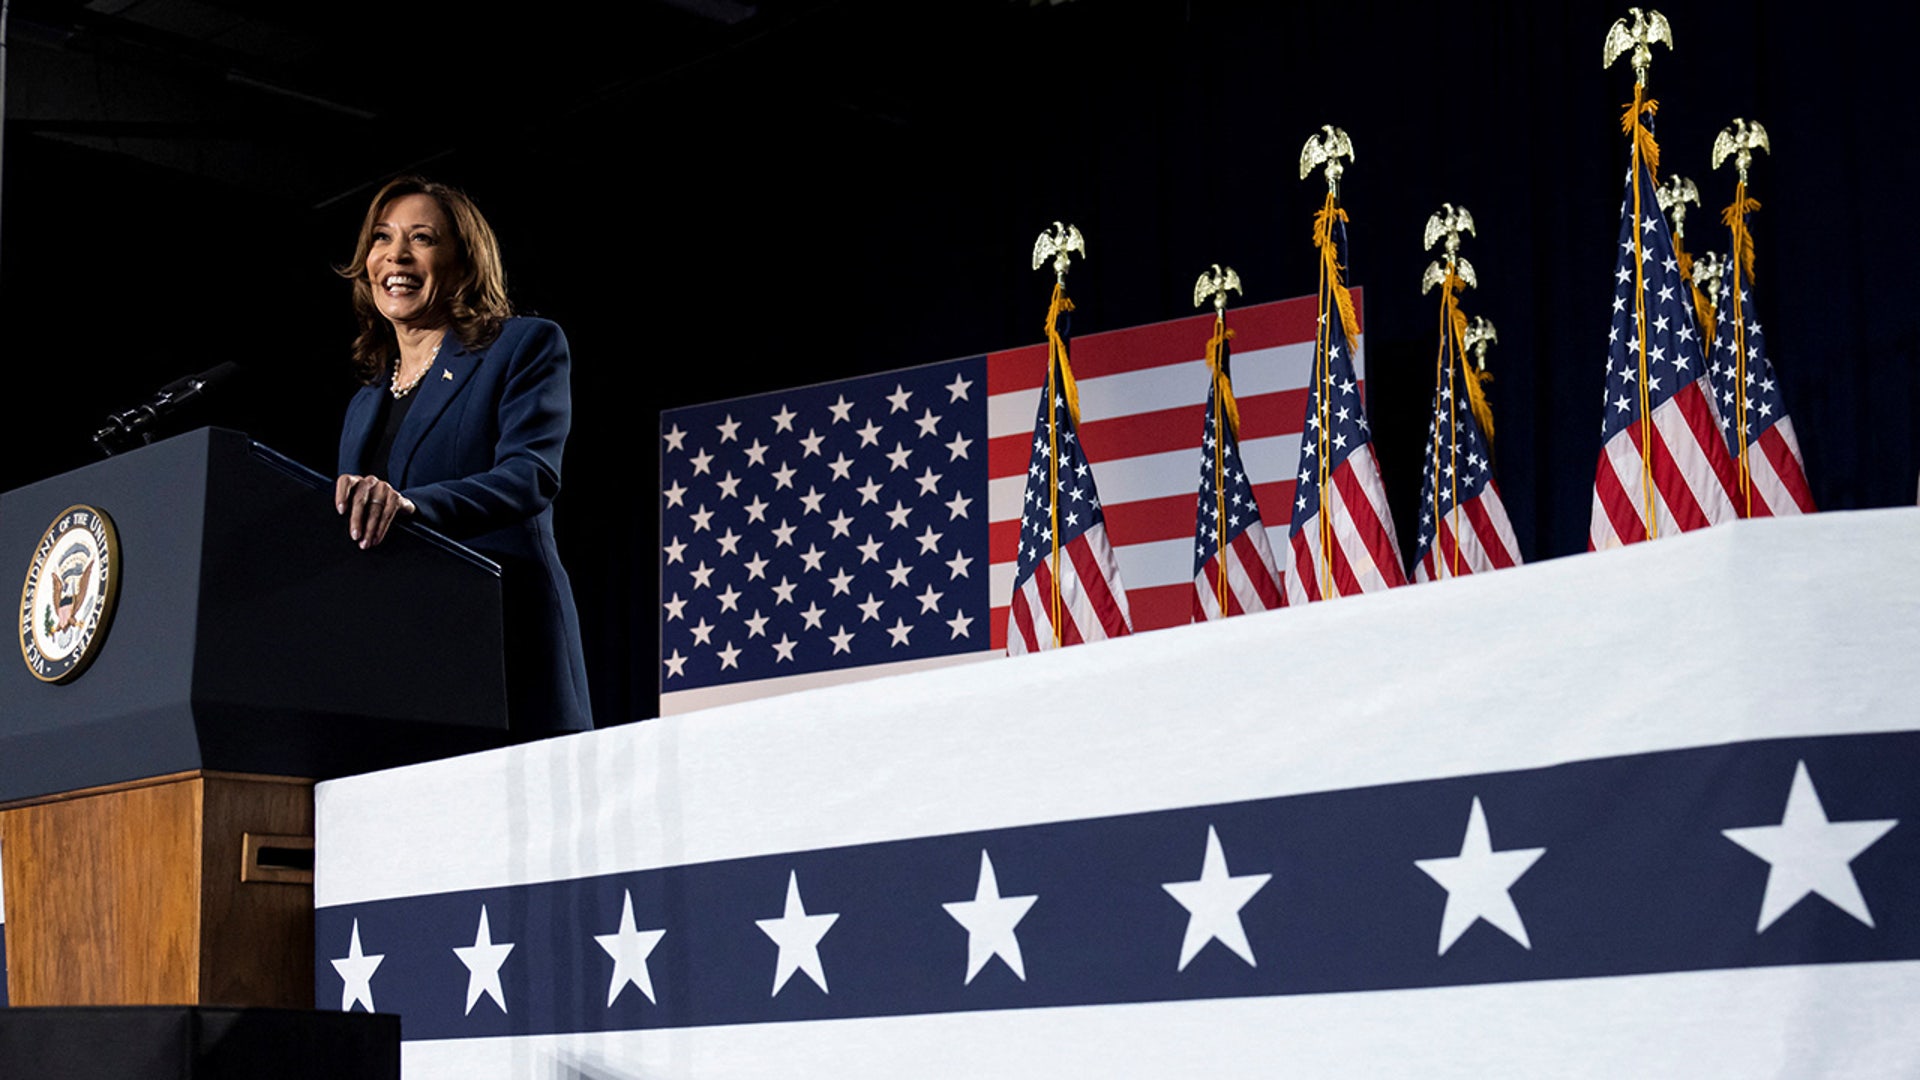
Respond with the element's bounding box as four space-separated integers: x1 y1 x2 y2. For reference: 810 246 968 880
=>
2 0 1912 726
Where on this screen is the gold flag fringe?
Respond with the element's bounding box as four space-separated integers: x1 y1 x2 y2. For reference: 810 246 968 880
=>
1041 282 1079 645
1206 318 1238 615
1313 198 1361 348
1721 192 1761 282
1448 294 1497 445
1672 233 1718 356
1622 82 1662 540
1206 322 1241 438
1044 283 1081 426
1620 88 1662 184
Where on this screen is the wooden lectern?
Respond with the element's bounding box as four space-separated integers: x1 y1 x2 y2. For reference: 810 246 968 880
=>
0 428 510 1007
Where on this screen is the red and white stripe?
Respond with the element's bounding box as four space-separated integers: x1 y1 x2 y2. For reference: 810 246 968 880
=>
1005 522 1133 654
1590 378 1740 549
1192 524 1284 620
1414 483 1523 582
1281 443 1406 605
987 294 1348 649
1738 419 1816 518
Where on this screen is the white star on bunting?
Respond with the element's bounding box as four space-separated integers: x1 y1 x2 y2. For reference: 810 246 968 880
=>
330 919 383 1013
942 850 1039 983
755 871 840 995
1161 825 1271 970
594 889 667 1006
1723 761 1898 932
453 905 515 1015
1414 797 1545 955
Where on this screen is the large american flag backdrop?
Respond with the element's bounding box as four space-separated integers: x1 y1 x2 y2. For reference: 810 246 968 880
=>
316 508 1920 1078
659 293 1357 714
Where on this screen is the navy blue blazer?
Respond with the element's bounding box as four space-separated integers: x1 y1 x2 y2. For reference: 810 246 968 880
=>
339 316 592 733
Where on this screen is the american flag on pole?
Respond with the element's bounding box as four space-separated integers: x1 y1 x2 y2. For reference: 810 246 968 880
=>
1283 186 1405 603
1005 283 1132 653
660 293 1347 712
988 294 1357 645
1189 301 1283 620
1411 301 1522 583
1589 82 1740 549
1706 161 1815 518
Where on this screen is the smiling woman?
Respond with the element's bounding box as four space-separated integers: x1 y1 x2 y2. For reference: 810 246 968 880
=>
365 194 460 354
332 176 592 735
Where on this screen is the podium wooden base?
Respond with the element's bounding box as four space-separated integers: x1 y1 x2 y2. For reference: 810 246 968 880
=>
0 771 313 1007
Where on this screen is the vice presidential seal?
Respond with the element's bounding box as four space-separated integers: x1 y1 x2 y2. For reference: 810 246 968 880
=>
19 504 121 683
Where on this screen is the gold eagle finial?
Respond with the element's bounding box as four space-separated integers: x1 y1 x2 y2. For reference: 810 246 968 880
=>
1031 221 1087 284
1193 264 1242 315
1603 7 1673 87
1463 316 1499 374
1656 174 1701 237
1421 203 1478 295
1299 125 1355 196
1691 250 1726 302
1711 118 1771 183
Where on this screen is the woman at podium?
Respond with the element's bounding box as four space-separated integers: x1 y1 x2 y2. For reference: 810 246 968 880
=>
331 177 592 734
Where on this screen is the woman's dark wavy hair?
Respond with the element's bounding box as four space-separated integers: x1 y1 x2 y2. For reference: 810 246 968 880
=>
337 177 513 384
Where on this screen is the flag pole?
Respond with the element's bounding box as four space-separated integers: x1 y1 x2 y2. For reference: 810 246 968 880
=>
1445 278 1462 576
1032 222 1087 647
1318 205 1337 598
1301 125 1356 600
1194 264 1243 615
1211 310 1230 615
1714 119 1771 519
1422 205 1479 579
1605 7 1674 542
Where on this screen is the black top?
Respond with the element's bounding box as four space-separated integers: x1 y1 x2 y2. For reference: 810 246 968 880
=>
360 381 417 477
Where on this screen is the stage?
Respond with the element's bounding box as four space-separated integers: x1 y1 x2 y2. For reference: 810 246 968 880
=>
313 508 1920 1077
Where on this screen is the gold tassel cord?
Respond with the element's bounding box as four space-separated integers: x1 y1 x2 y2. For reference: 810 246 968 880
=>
1445 279 1465 577
1620 93 1662 187
1044 284 1082 425
1428 291 1449 578
1692 289 1718 347
1316 263 1333 598
1720 194 1761 284
1208 319 1237 615
1449 293 1497 448
1723 186 1761 516
1313 202 1363 351
1312 192 1349 598
1626 82 1660 540
1207 321 1242 437
1047 338 1061 645
1675 231 1719 345
1462 367 1496 448
1043 284 1077 646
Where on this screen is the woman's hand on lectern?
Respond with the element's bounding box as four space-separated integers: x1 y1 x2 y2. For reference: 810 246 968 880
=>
335 473 415 550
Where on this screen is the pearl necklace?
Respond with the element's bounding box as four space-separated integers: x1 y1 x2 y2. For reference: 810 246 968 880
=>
389 340 445 399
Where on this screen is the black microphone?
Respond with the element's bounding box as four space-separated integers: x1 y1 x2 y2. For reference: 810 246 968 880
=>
94 362 242 455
